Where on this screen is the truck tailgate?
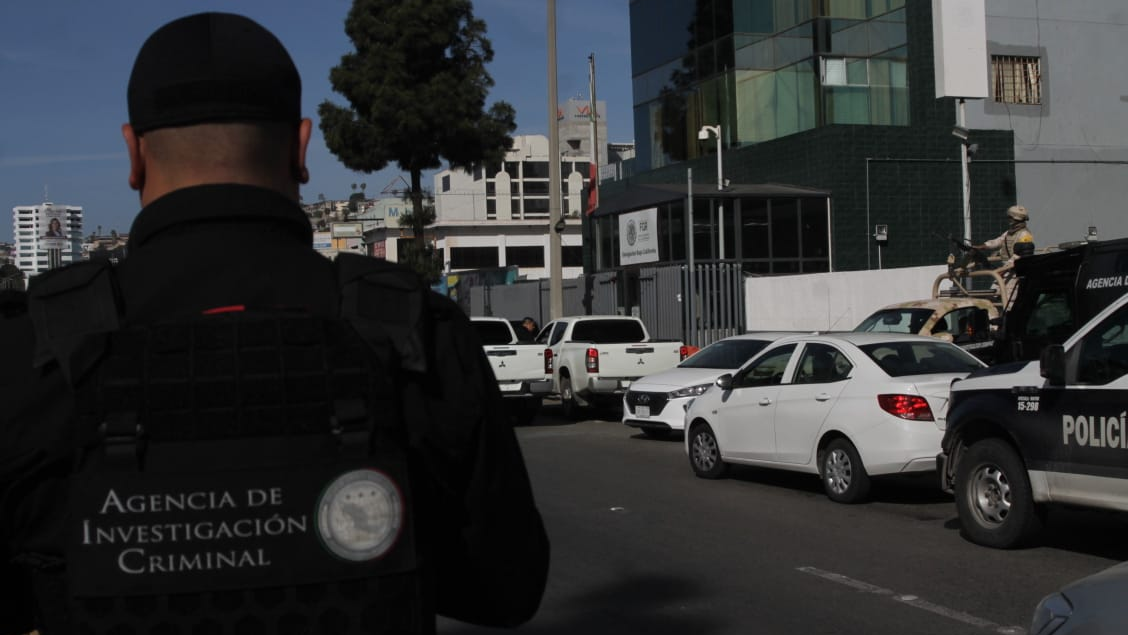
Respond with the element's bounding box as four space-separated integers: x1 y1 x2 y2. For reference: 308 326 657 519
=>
591 343 682 380
483 345 546 384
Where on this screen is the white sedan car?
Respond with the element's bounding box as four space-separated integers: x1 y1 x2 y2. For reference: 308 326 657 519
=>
623 333 796 438
684 332 985 503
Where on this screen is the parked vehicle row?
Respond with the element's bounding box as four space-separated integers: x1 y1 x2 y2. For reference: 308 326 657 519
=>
622 332 796 438
536 315 686 419
470 316 552 426
611 291 1128 555
471 314 688 423
680 332 984 503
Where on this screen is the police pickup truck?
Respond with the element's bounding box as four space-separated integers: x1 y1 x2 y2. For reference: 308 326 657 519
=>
994 235 1128 363
470 316 552 425
538 315 686 419
939 290 1128 548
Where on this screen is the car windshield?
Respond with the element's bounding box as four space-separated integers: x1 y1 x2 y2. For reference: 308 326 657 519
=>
854 308 935 334
860 340 984 377
679 339 771 369
471 321 514 346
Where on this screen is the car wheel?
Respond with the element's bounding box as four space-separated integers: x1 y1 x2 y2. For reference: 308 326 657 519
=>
559 376 583 420
688 423 728 479
954 438 1042 549
819 438 871 503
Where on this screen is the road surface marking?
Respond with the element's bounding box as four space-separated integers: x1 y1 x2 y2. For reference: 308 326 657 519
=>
797 566 1024 634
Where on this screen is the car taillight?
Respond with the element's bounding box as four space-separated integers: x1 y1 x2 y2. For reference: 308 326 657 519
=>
586 347 599 373
544 348 554 374
877 394 935 421
680 345 699 361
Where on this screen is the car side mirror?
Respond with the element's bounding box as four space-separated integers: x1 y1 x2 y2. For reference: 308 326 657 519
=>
1040 344 1066 385
715 373 733 390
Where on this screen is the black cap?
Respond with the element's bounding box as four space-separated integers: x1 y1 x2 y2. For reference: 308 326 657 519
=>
128 12 301 134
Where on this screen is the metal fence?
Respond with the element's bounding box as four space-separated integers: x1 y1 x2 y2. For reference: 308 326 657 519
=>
468 263 745 347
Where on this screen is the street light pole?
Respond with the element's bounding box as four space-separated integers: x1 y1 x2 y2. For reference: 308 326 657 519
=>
697 124 724 259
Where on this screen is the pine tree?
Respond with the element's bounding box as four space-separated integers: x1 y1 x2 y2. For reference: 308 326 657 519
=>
320 0 516 278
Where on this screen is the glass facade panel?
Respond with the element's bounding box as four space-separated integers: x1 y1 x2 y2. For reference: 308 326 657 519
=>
524 198 550 214
741 198 770 259
693 198 712 259
666 201 686 261
771 199 800 258
525 162 550 179
524 181 550 195
736 60 817 144
630 0 696 74
826 86 869 124
717 201 736 259
634 0 909 169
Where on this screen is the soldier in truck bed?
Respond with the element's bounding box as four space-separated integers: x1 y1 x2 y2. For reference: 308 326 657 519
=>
0 12 547 634
974 204 1035 271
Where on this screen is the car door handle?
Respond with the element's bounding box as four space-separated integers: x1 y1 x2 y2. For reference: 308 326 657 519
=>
815 393 832 402
759 398 773 406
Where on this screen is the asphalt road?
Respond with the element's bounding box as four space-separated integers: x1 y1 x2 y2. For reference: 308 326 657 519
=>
441 401 1128 635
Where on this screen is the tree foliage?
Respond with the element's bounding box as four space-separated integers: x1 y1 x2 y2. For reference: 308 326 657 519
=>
320 0 516 277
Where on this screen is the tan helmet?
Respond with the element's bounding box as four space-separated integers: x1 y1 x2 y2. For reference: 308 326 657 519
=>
1007 205 1029 222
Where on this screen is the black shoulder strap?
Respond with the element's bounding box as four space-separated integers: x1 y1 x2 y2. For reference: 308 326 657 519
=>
335 253 429 374
27 260 122 385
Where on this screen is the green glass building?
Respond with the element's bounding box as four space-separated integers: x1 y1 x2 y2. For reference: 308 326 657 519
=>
592 1 1017 274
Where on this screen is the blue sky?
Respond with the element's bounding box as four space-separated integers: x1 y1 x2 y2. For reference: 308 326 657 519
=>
0 1 633 242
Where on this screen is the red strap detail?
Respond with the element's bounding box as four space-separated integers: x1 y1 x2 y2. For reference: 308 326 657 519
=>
202 305 246 315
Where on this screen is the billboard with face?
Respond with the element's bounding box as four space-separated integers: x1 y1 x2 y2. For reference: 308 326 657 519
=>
40 204 67 250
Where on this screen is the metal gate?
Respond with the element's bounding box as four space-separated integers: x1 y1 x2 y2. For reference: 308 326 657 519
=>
639 265 683 341
684 263 745 347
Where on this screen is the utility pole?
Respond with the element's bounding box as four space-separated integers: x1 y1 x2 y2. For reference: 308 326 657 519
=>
587 53 599 213
547 0 563 319
686 168 696 347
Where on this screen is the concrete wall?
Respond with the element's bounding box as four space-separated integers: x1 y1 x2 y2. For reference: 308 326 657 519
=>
967 1 1128 246
744 264 948 332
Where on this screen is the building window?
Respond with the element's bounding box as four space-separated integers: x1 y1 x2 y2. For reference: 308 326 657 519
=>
992 55 1041 105
506 246 545 267
450 246 499 269
562 246 584 267
441 175 451 192
523 198 550 215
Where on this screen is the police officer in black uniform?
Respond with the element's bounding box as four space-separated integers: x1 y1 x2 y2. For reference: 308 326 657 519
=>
0 12 548 634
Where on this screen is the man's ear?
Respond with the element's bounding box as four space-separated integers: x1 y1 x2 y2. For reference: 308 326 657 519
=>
295 118 312 184
122 123 145 191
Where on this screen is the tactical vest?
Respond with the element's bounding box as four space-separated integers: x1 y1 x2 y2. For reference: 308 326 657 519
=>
24 254 430 635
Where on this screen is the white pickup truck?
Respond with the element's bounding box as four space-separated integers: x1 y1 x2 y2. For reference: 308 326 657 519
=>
537 315 685 419
470 317 552 425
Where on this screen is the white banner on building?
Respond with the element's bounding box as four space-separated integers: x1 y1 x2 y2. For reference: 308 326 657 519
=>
40 204 67 250
619 207 659 265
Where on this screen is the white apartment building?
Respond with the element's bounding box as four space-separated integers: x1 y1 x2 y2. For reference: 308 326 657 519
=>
11 202 83 276
431 134 591 280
